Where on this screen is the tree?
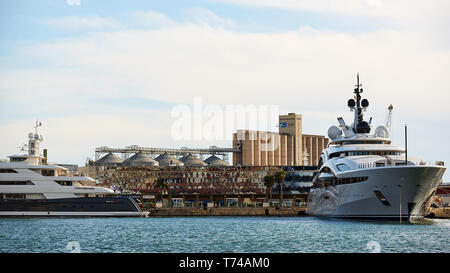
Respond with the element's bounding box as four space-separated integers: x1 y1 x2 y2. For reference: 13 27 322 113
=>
274 170 286 208
263 175 275 205
154 178 168 206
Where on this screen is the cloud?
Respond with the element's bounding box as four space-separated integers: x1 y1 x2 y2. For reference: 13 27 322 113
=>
1 9 450 176
129 10 177 29
66 0 81 6
212 0 450 44
185 8 236 28
212 0 448 20
44 16 121 31
19 24 449 113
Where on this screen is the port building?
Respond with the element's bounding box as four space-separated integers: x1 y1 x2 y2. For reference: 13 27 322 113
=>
232 113 328 166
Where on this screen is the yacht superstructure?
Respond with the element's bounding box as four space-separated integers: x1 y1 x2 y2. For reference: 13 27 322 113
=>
0 122 146 217
306 75 446 219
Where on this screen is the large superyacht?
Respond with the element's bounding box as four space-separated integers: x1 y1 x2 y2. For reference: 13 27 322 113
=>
306 75 446 219
0 122 146 217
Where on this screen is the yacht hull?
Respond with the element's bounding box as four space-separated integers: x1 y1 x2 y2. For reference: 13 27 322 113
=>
306 166 446 219
0 196 146 217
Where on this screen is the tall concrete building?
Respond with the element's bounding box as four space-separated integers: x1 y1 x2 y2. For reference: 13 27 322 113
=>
302 134 329 166
233 113 328 166
279 113 302 165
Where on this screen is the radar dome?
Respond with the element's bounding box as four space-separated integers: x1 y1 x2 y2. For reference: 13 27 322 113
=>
328 126 343 140
356 121 371 134
34 133 40 140
374 125 389 138
28 133 33 139
347 99 355 108
361 99 369 108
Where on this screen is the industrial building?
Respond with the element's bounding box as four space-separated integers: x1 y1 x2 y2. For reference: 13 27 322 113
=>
232 113 328 166
78 112 327 202
90 112 327 168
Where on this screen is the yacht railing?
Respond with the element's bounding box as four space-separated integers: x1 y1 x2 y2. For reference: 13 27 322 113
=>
358 160 443 169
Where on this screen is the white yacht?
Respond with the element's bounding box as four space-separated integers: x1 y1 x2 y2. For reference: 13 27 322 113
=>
0 122 146 217
306 75 446 219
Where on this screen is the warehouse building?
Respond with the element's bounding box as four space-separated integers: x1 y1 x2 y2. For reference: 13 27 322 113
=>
232 113 328 166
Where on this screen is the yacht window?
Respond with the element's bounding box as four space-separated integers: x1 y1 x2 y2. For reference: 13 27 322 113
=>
0 169 17 173
0 181 34 185
4 194 26 199
342 140 385 145
329 151 400 159
41 170 55 176
10 158 26 162
336 164 351 171
334 176 368 185
374 190 391 206
56 181 73 186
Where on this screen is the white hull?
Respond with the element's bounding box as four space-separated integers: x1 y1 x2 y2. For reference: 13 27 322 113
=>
307 166 445 219
0 211 147 217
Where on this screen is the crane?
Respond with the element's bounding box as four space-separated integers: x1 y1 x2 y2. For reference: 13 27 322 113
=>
385 104 393 133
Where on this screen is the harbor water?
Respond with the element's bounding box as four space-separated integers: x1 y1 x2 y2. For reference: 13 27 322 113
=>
0 217 449 253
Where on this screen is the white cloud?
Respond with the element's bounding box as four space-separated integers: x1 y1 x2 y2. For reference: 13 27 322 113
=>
1 9 450 177
66 0 81 6
44 16 121 31
20 24 449 113
213 0 450 45
185 8 236 28
129 10 177 29
212 0 448 20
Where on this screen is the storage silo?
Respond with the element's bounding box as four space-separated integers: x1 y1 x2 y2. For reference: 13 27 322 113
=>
204 155 229 167
121 151 159 167
94 153 123 166
156 153 184 167
179 154 207 167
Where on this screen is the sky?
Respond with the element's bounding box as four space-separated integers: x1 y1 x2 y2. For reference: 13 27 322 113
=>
0 0 449 181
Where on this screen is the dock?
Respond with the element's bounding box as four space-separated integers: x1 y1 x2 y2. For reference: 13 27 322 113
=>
148 207 306 217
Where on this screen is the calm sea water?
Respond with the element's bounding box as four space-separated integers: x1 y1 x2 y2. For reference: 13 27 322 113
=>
0 217 449 253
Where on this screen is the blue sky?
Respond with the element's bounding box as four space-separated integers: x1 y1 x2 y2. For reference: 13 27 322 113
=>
1 0 449 181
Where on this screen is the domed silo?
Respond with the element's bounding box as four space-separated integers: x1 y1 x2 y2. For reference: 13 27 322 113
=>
121 151 159 167
204 155 229 167
180 154 207 167
94 153 123 166
157 153 184 167
178 154 188 163
154 153 164 162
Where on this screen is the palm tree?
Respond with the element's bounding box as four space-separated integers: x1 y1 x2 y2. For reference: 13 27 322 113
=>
263 175 275 205
154 178 168 206
274 170 286 208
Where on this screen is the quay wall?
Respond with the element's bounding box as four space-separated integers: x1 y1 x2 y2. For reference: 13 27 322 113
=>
148 207 306 217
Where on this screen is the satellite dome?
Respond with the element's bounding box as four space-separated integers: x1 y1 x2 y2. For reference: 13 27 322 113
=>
356 121 371 134
374 125 389 138
34 133 40 140
328 126 343 140
28 133 33 139
347 99 355 108
361 99 369 108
